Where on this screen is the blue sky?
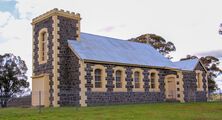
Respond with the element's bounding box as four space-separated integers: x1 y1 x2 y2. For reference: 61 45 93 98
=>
0 0 222 89
0 0 16 12
0 0 17 17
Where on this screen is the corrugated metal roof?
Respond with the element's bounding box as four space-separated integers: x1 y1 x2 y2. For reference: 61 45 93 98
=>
174 59 199 71
68 33 179 69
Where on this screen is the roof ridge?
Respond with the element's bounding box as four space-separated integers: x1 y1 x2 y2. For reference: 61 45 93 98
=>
80 32 154 47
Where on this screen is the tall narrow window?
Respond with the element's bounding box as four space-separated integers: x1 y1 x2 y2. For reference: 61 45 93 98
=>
197 73 201 88
41 32 47 61
115 70 122 88
95 69 102 88
149 70 159 92
134 71 140 88
38 29 48 64
151 73 156 89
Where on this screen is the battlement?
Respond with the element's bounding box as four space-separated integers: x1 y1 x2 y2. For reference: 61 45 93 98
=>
31 8 81 25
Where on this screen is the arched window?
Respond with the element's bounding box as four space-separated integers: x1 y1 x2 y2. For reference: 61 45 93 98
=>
150 72 156 89
113 67 127 92
196 70 203 91
134 71 140 88
149 69 159 92
95 69 102 88
38 28 48 63
197 73 201 88
115 70 122 88
41 32 47 61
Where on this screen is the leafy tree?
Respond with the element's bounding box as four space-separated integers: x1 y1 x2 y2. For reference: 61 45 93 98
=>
129 34 176 58
180 55 222 92
0 53 29 107
180 55 198 61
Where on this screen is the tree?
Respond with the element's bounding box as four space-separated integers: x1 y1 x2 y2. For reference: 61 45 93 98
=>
180 55 222 92
129 34 176 58
180 55 198 61
0 53 29 107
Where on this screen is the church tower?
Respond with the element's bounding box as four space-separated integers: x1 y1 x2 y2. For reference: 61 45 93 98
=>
31 8 81 107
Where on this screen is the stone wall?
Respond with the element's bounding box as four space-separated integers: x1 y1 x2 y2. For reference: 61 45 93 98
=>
84 63 178 106
183 71 196 102
195 62 208 101
33 17 54 106
183 62 207 102
33 15 80 106
57 16 80 106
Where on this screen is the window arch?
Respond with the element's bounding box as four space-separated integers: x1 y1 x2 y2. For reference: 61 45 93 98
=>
149 69 160 92
38 28 48 64
113 67 127 92
41 32 47 61
91 65 107 92
132 68 144 92
95 69 102 88
115 70 122 88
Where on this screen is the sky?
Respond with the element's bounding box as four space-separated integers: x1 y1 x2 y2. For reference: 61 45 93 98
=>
0 0 222 89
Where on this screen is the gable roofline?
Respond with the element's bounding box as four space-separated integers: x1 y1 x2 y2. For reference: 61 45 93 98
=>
68 42 82 60
195 59 208 73
174 58 208 72
80 32 155 47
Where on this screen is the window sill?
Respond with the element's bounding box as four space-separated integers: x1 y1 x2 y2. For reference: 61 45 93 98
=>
149 89 160 92
132 88 145 92
39 60 47 64
113 88 127 92
91 88 107 92
197 88 204 91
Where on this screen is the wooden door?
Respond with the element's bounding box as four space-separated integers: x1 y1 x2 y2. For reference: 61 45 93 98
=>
166 77 176 99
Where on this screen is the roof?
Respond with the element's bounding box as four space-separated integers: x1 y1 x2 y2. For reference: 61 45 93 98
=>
174 59 199 71
68 33 179 69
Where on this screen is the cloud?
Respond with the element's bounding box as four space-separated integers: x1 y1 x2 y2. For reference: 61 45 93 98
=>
99 26 115 32
195 49 222 58
1 0 15 1
0 4 32 86
0 11 15 43
99 24 126 32
0 0 90 89
1 0 222 90
0 11 12 27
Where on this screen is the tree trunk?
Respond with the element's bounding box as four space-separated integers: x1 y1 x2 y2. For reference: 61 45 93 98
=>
0 98 8 108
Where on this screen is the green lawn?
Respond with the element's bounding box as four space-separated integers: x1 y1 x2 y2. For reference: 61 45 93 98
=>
0 102 222 120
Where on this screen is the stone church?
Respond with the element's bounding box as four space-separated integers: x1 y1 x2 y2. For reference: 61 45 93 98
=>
32 9 208 107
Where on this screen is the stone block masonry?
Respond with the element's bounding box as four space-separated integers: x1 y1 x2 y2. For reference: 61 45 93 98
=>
57 16 80 106
33 17 54 106
84 63 178 106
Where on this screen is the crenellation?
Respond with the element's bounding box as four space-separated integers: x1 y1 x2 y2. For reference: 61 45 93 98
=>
32 8 81 25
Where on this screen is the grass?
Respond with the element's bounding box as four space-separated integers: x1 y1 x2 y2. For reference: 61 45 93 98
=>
0 102 222 120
